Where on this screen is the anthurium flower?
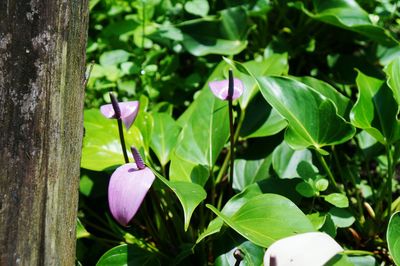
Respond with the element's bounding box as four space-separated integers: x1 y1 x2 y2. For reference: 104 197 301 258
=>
209 73 244 100
100 93 139 130
263 232 343 266
108 147 155 226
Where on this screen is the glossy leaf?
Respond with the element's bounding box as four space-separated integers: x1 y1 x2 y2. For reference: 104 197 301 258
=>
240 93 287 139
384 57 400 111
151 167 207 231
215 240 264 266
387 211 400 265
256 76 355 153
150 113 181 166
350 71 400 144
294 0 398 47
207 194 314 247
96 244 161 266
135 95 154 154
179 7 249 56
224 54 289 109
81 109 144 171
294 76 351 118
233 158 271 191
272 141 313 179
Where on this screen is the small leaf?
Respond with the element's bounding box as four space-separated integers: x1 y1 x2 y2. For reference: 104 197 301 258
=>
99 49 131 66
324 193 349 208
329 207 355 228
387 211 400 265
207 194 314 247
272 141 313 179
184 0 209 17
76 218 90 239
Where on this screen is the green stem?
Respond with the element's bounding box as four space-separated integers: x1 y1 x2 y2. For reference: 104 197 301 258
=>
316 151 341 192
341 250 375 256
117 119 129 163
385 144 394 218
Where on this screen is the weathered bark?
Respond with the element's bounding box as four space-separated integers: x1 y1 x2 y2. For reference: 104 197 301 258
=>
0 1 88 265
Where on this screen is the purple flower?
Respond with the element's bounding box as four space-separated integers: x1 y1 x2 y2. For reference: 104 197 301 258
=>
100 95 139 130
108 148 155 226
209 77 244 101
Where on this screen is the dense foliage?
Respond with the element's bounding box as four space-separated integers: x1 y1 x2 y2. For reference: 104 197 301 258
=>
78 0 400 265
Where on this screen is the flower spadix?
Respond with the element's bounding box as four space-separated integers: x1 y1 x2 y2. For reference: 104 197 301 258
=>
263 232 343 266
108 147 155 226
209 69 244 100
100 92 139 130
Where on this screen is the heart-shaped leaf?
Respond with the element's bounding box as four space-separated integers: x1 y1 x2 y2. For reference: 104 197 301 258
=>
207 194 314 247
81 109 144 171
387 211 400 265
184 0 209 17
256 76 355 153
96 244 161 266
350 70 400 144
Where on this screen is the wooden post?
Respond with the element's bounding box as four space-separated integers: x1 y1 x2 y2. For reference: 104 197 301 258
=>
0 1 88 265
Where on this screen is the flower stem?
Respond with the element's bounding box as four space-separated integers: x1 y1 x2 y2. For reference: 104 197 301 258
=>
228 69 235 185
117 119 129 163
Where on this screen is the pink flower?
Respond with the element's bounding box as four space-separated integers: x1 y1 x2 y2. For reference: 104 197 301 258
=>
108 148 155 226
209 77 244 100
100 93 139 130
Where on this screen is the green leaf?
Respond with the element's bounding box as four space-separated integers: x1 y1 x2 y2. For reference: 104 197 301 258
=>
76 218 90 239
329 207 355 228
224 54 289 109
293 0 398 46
324 193 349 208
170 64 229 185
207 194 314 247
184 0 209 17
81 109 144 171
179 7 248 56
151 168 207 231
233 158 271 191
150 113 181 166
384 57 400 111
256 76 355 153
135 95 154 154
350 71 400 144
99 49 131 66
272 141 313 179
240 93 287 139
215 240 264 266
96 244 161 266
387 211 400 265
294 76 351 118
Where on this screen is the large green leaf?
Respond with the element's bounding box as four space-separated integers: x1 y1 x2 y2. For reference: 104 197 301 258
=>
178 7 249 56
96 244 161 266
350 71 400 144
151 168 207 231
385 57 400 111
294 76 351 118
293 0 398 47
150 113 181 166
170 64 229 185
207 194 314 248
81 109 144 171
256 76 355 153
272 141 313 179
387 211 400 265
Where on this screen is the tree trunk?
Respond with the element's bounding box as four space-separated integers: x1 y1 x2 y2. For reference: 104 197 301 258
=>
0 1 88 265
